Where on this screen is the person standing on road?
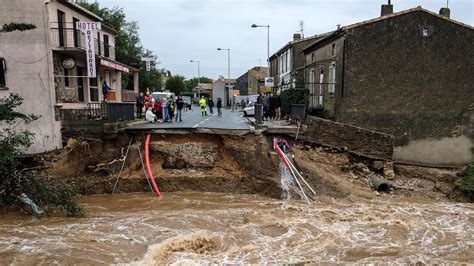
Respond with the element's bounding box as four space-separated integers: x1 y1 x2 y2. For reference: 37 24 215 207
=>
208 97 214 115
153 98 162 122
144 92 151 111
167 95 174 122
262 93 269 121
136 92 144 119
175 96 184 122
161 96 169 122
275 91 282 121
217 97 223 117
199 96 207 116
268 93 275 120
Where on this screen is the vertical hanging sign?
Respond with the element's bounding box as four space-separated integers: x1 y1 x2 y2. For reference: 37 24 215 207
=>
76 22 101 78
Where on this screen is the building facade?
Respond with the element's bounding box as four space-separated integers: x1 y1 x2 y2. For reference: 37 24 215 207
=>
0 0 139 153
269 33 329 93
212 77 236 107
235 67 269 95
303 5 474 165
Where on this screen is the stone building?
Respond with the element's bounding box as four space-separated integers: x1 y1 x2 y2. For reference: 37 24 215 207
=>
235 66 269 95
303 4 474 165
0 0 139 153
269 33 329 92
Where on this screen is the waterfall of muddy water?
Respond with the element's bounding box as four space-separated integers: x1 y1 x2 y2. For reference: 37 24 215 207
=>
1 192 473 264
279 160 294 200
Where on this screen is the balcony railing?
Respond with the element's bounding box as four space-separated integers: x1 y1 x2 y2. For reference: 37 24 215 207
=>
55 102 135 122
50 28 115 59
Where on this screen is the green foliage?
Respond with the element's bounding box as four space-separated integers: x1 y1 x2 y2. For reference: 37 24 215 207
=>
165 75 186 95
0 94 83 217
280 88 309 115
455 164 474 201
1 23 36 33
184 77 213 92
20 176 84 217
79 2 171 91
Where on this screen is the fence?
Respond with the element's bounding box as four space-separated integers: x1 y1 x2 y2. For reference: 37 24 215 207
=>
55 102 134 122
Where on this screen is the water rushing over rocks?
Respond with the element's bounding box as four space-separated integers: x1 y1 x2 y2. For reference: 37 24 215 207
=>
1 192 472 264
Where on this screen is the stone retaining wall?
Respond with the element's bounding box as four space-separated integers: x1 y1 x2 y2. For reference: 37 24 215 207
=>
301 116 394 160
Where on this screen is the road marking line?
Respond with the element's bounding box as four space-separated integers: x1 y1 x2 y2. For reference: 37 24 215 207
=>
192 115 214 128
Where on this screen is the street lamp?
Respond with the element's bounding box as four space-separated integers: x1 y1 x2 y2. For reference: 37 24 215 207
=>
251 24 270 69
190 60 200 99
217 48 232 111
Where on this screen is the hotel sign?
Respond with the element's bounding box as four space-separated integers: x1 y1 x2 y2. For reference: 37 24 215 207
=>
76 22 101 78
100 59 129 73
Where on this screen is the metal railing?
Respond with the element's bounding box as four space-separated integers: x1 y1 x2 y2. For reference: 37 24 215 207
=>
55 102 134 122
50 28 115 59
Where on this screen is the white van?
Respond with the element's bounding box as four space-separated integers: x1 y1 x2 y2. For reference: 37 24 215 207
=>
150 92 176 102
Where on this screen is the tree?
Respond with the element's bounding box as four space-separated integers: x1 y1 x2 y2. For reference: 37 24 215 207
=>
0 94 83 216
184 77 213 92
78 2 171 92
165 75 186 95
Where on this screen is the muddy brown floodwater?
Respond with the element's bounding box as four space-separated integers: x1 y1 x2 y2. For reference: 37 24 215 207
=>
1 192 473 265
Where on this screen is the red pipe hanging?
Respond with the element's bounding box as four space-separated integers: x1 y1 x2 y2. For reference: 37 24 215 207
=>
145 134 161 197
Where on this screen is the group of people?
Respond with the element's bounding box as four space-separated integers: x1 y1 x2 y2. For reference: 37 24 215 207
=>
256 92 282 121
136 92 185 123
199 96 223 117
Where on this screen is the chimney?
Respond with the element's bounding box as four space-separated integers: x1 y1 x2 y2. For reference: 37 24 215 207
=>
293 33 302 41
439 7 450 18
381 0 393 16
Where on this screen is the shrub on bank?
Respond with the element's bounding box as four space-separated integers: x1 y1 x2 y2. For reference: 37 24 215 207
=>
281 88 309 116
0 93 83 217
455 164 474 202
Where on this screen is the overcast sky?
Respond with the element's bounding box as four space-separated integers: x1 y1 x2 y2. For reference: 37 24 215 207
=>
97 0 473 80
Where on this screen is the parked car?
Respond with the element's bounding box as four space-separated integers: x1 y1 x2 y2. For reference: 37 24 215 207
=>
150 92 175 102
181 96 192 109
243 102 255 117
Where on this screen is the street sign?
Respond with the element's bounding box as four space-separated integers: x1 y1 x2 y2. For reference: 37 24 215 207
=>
141 57 155 72
76 22 101 78
265 77 274 87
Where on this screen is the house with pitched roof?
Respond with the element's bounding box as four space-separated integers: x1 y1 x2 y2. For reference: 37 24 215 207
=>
303 3 473 165
269 33 330 93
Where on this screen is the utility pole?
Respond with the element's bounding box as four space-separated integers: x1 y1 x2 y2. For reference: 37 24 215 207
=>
190 60 200 99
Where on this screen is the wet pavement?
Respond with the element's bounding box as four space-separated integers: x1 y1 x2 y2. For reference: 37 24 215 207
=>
126 108 250 132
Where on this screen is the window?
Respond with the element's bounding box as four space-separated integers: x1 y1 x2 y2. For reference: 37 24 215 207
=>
89 77 99 102
73 17 80 48
0 58 6 87
97 32 101 55
331 43 336 56
319 70 324 107
422 27 429 37
64 69 69 87
311 53 314 63
328 63 336 96
103 34 110 57
57 10 66 47
309 69 315 108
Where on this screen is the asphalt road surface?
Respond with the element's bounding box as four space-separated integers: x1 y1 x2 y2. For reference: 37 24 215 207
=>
128 108 250 131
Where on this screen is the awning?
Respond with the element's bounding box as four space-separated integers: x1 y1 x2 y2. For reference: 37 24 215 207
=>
100 59 129 73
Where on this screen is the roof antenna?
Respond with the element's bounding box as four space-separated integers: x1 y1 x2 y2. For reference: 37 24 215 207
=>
388 0 391 4
298 20 304 38
446 0 449 8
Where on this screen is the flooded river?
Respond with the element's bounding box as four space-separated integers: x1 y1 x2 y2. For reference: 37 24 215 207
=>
1 192 473 264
